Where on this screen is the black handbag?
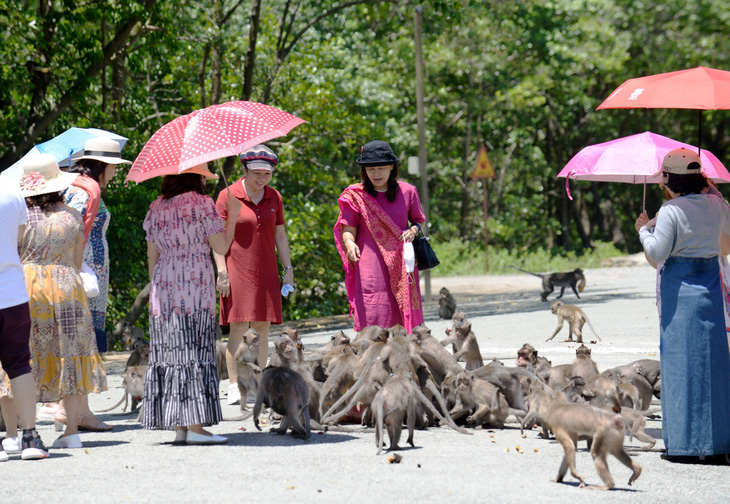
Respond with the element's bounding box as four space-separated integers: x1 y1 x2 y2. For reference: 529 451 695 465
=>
412 228 439 271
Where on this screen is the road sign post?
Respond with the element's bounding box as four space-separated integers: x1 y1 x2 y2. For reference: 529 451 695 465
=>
470 144 496 271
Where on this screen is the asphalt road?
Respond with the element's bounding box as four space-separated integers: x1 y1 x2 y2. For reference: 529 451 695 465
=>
2 260 729 504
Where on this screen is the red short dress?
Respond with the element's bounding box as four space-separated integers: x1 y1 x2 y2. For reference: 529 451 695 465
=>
216 179 285 325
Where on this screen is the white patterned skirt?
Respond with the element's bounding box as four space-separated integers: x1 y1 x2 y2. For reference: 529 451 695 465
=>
141 312 222 430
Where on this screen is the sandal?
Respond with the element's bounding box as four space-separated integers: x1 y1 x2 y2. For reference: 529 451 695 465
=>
78 413 114 432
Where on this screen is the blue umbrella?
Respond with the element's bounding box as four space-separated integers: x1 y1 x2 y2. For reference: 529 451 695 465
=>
2 127 128 180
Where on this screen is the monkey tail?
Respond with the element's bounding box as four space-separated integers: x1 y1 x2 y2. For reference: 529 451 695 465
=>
96 393 128 413
374 395 385 455
223 411 254 422
505 265 543 278
414 381 471 435
585 317 601 341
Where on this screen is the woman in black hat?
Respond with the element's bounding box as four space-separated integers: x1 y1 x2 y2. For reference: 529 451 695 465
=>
334 140 426 333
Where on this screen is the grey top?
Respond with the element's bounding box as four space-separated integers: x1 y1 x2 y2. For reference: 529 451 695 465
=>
640 192 730 263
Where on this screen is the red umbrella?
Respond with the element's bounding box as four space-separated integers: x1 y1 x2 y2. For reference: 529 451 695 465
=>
125 101 306 184
596 66 730 151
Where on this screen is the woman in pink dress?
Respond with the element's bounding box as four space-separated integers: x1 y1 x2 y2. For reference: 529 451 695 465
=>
214 145 294 406
142 166 241 444
334 140 426 333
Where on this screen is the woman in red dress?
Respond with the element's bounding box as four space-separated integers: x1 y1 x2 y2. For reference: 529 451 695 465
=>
214 145 294 405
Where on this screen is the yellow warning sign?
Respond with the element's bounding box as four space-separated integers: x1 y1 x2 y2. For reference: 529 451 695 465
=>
471 145 496 179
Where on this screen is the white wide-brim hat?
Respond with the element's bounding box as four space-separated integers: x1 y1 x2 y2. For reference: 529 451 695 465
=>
19 153 79 197
72 137 131 165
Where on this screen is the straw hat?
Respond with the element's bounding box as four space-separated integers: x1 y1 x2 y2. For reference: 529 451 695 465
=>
73 137 131 165
19 153 79 197
182 163 219 179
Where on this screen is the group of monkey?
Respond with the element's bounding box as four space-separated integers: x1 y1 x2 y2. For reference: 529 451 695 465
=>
101 266 658 490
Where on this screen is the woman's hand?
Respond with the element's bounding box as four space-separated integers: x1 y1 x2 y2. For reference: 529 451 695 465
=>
634 211 649 232
345 239 361 262
217 271 230 297
282 268 294 286
225 191 243 217
399 226 419 243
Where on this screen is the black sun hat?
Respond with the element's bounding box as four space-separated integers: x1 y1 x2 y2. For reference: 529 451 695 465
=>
356 140 400 167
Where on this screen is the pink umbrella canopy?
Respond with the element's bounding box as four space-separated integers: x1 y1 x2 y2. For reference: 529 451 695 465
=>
125 101 306 183
557 131 730 184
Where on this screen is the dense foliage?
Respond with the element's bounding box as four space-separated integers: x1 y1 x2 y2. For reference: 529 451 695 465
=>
1 0 728 343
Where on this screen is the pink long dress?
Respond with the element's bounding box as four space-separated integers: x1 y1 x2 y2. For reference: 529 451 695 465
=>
335 181 426 332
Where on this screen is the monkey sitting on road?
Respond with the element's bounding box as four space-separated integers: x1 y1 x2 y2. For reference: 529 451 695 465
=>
545 402 641 490
254 366 311 440
507 266 586 302
438 287 457 320
546 300 600 344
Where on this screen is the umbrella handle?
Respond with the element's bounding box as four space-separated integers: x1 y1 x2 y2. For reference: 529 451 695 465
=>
565 173 574 201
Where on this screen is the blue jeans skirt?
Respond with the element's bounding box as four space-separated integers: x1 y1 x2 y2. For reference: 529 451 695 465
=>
660 256 730 456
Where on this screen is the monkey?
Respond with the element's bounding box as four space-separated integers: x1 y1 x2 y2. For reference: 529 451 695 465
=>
520 383 568 438
471 360 542 411
307 330 352 382
546 300 601 344
269 334 322 421
440 311 484 371
571 344 599 381
269 333 299 368
234 329 262 415
98 365 147 416
125 341 150 368
120 324 146 351
561 376 588 404
351 325 389 353
373 375 417 454
582 373 622 413
617 376 642 410
546 402 642 490
613 406 659 450
629 359 661 400
449 372 510 428
319 344 360 415
215 340 229 382
410 325 463 386
506 265 586 301
607 363 655 410
541 363 574 392
516 343 551 373
253 366 311 440
437 287 457 320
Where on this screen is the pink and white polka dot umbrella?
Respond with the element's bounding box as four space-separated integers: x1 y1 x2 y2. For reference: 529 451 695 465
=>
125 101 306 183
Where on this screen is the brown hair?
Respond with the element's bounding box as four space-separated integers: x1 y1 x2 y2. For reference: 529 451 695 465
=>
160 174 206 199
25 192 64 211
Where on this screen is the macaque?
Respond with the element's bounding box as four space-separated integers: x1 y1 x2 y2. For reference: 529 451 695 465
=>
351 325 389 353
215 340 229 382
121 324 146 351
546 402 641 490
449 372 509 428
609 363 655 409
411 325 463 386
437 287 457 320
270 334 299 368
516 343 551 373
546 300 601 344
319 344 360 414
254 367 311 440
271 334 322 421
98 365 147 416
507 266 586 301
571 344 599 381
471 360 538 411
235 329 262 414
583 373 622 413
441 311 484 370
307 330 352 382
373 375 417 454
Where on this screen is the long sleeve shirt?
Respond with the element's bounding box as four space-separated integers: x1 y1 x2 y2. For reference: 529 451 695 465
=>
640 192 730 263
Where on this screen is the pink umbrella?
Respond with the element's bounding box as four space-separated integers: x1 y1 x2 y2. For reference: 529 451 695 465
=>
557 131 730 208
125 101 306 184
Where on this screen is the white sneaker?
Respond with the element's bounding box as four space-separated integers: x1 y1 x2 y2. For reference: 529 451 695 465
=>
52 433 83 449
0 449 8 462
227 384 241 405
2 436 21 454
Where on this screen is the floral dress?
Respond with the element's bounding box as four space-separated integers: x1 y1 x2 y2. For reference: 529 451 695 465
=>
64 186 111 352
141 191 224 430
19 203 107 401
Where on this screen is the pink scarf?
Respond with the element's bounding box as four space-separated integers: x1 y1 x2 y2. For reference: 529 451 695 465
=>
71 174 101 245
334 185 421 332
